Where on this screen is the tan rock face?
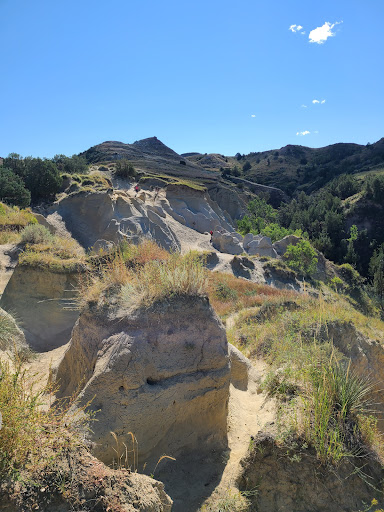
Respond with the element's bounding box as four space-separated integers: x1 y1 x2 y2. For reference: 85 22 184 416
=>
0 266 80 352
54 296 230 467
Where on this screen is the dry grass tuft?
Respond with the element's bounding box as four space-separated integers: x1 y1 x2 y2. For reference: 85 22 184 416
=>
0 203 37 244
207 271 298 320
120 251 207 308
0 354 93 479
77 241 207 310
19 225 86 272
230 290 384 466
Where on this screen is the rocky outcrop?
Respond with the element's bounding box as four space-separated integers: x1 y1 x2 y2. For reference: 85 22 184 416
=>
54 296 230 468
165 185 234 234
211 230 243 255
228 343 257 391
48 186 235 252
0 265 81 352
247 236 277 258
0 446 172 512
272 234 300 256
207 184 246 221
238 432 383 512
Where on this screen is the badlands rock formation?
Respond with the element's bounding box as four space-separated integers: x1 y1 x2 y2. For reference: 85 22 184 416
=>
47 185 235 252
0 265 81 351
54 296 230 468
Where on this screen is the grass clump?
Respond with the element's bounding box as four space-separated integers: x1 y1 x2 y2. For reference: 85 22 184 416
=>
300 358 374 464
79 240 207 310
0 202 37 244
19 225 86 272
0 355 92 479
230 292 384 466
120 251 207 308
207 271 298 320
0 310 22 351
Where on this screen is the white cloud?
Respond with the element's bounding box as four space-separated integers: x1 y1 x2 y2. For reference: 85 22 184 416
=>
251 114 256 118
301 104 308 108
312 99 320 104
309 21 342 44
296 131 310 136
312 99 326 104
321 99 326 104
289 24 304 33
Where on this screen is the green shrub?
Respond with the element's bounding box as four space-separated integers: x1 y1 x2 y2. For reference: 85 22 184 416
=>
114 160 137 179
20 224 53 245
284 240 318 276
339 263 364 288
330 276 344 292
214 281 238 301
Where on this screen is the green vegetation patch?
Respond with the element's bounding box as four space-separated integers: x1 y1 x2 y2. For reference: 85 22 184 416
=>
0 202 37 244
19 224 86 272
229 292 384 466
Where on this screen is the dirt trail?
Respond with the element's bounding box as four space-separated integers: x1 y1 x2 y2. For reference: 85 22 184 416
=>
0 243 18 295
157 360 275 512
202 362 275 509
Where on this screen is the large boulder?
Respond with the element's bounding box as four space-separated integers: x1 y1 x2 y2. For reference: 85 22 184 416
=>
243 233 262 250
246 236 277 258
212 230 243 255
272 234 301 256
54 296 230 468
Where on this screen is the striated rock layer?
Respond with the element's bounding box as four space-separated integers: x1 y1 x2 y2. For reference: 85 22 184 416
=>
0 266 81 352
54 296 230 468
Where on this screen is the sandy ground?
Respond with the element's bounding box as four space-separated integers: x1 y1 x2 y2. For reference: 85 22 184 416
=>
157 361 275 512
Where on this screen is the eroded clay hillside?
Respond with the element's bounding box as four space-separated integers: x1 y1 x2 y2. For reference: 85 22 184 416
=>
0 152 384 512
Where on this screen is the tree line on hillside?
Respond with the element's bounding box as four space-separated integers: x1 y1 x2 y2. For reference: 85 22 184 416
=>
237 173 384 309
0 153 88 207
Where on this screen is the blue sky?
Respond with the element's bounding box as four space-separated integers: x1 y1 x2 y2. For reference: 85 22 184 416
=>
1 0 383 157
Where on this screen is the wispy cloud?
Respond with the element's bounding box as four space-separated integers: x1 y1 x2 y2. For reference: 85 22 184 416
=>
301 104 308 108
312 99 326 104
321 99 326 104
289 24 305 34
312 100 320 104
296 131 310 136
309 21 342 44
251 114 256 118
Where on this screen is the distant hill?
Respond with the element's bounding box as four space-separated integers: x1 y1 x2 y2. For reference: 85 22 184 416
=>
80 137 218 183
185 138 384 196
